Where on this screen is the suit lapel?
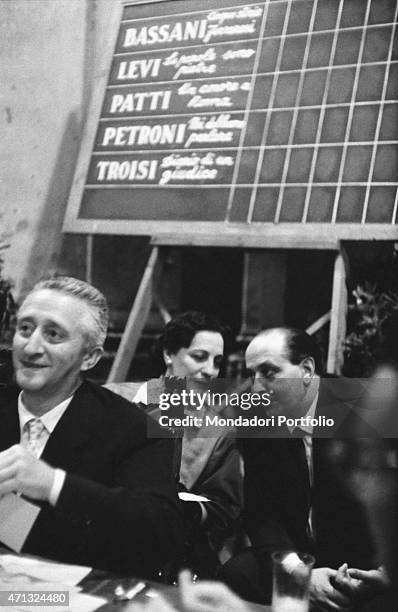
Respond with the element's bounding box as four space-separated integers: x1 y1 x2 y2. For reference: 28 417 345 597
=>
41 382 93 472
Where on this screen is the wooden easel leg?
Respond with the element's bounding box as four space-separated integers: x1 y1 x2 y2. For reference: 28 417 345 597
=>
327 247 348 374
107 246 160 382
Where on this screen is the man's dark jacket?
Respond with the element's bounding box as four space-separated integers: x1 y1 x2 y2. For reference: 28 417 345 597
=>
0 381 184 577
242 379 376 574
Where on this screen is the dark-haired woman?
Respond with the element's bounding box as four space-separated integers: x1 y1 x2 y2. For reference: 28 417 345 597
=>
108 311 243 578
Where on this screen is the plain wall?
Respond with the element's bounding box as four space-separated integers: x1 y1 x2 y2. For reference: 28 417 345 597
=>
0 0 115 298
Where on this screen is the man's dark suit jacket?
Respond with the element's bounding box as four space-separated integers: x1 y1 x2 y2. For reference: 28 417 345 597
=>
0 381 184 577
241 379 376 578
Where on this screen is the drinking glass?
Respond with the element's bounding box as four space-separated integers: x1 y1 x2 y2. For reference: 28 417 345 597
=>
271 551 314 612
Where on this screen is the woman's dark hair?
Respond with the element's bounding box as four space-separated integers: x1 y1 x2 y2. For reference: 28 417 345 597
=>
161 311 229 355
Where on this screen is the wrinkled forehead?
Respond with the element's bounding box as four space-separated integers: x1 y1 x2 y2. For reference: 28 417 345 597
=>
20 288 80 312
245 331 289 369
18 288 93 330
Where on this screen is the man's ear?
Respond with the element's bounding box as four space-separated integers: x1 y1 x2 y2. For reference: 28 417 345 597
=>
301 356 315 384
81 346 103 372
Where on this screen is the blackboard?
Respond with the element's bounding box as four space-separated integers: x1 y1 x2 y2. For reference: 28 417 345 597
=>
64 0 398 247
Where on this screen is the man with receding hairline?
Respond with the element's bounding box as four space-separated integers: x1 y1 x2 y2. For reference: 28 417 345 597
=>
246 327 322 423
0 276 183 577
220 327 381 611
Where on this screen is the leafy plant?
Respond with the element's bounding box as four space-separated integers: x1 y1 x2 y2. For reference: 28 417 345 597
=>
344 283 398 377
0 241 15 384
0 242 14 340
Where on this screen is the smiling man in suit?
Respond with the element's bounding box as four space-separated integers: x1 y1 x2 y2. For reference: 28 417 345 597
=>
0 276 183 577
220 327 385 611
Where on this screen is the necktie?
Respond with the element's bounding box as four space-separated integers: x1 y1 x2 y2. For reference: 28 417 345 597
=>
291 428 314 542
23 418 46 456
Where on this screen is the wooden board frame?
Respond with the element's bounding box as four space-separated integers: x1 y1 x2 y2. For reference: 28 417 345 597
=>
63 0 398 248
64 216 398 248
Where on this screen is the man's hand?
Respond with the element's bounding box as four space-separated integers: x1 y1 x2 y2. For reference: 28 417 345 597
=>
310 568 353 611
0 445 55 501
332 563 362 597
346 567 389 599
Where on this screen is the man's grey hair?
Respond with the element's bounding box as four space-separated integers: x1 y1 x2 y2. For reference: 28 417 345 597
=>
27 276 109 348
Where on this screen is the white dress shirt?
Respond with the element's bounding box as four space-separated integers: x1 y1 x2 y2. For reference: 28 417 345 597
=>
18 394 71 505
